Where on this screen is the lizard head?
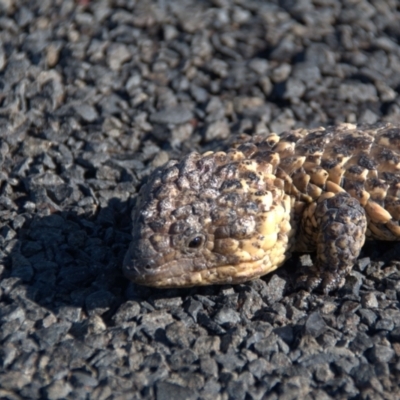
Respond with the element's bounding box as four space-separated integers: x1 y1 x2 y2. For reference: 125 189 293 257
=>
123 144 293 288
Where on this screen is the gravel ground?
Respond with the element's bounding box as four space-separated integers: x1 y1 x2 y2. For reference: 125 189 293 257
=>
1 0 400 399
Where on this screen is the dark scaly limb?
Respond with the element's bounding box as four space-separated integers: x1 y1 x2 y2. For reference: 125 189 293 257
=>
295 192 367 293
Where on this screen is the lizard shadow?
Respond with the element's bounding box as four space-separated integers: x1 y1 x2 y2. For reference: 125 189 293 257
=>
3 197 134 318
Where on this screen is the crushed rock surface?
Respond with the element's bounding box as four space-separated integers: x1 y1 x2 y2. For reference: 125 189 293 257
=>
1 0 400 399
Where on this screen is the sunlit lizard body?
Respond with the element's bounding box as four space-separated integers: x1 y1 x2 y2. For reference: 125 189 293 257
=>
124 123 400 292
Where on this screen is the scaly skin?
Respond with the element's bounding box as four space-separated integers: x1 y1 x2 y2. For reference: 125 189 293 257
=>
123 122 400 292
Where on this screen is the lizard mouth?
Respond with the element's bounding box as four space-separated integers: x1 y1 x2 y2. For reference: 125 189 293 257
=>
122 243 198 287
123 253 196 287
123 245 282 288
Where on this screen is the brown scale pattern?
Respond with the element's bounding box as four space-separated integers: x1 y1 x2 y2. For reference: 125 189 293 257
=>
123 122 400 292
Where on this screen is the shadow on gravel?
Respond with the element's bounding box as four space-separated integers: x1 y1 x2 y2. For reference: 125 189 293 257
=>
3 197 137 317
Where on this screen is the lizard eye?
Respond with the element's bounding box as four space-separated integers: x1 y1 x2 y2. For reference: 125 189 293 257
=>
187 235 205 249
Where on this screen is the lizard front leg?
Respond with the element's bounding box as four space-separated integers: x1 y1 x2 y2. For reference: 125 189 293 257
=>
295 192 367 293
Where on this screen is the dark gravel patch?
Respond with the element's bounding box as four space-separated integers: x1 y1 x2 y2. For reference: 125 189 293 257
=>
1 0 400 399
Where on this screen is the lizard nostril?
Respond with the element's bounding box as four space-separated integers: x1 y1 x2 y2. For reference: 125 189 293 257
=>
140 258 158 272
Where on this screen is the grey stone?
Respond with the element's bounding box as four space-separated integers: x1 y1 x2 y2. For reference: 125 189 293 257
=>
350 332 374 354
197 312 226 334
253 334 279 358
367 345 395 363
155 381 197 400
193 335 221 357
215 352 247 372
204 119 230 142
71 371 98 388
190 84 209 103
45 380 73 400
338 82 378 103
227 379 247 400
214 307 241 326
263 274 286 304
34 321 72 350
169 349 198 371
75 104 98 122
165 321 191 348
139 311 175 338
284 77 306 100
374 318 394 331
248 358 273 379
359 308 378 326
185 299 203 321
304 311 327 337
150 105 193 125
199 356 218 377
351 363 375 386
273 326 294 345
112 300 140 324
